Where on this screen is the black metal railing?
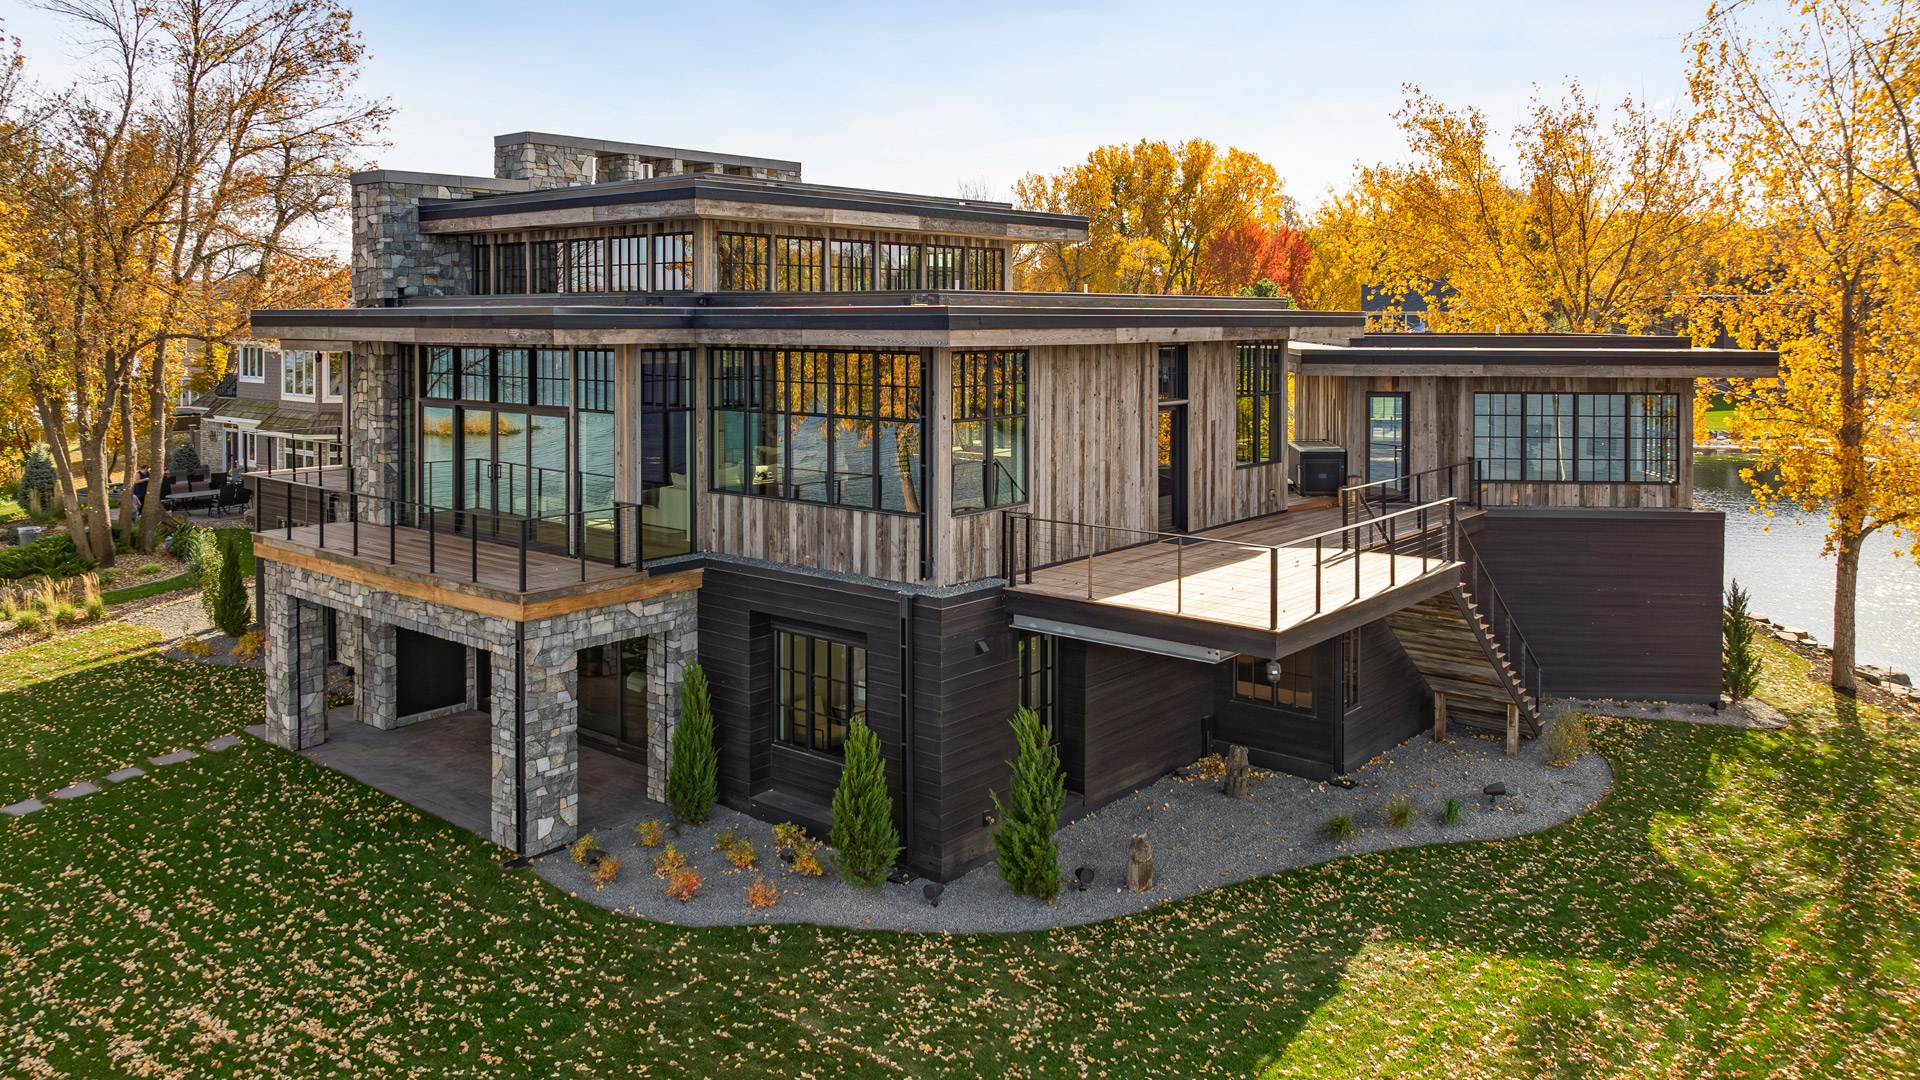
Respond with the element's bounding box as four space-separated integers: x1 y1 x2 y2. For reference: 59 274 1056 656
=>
1001 498 1461 629
257 474 642 592
1340 460 1480 541
1456 526 1545 711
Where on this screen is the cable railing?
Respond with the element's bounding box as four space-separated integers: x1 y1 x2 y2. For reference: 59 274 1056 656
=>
1456 526 1545 711
1001 498 1461 630
1340 460 1480 542
256 473 642 592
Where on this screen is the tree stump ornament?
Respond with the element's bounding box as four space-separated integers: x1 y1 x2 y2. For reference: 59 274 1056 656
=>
1126 833 1154 892
1223 744 1251 799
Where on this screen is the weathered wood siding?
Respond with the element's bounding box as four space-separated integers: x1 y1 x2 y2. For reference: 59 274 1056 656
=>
1339 375 1697 506
1468 507 1725 701
701 494 921 581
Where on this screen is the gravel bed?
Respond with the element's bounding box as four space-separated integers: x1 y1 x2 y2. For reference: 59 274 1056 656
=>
538 723 1612 934
117 592 263 668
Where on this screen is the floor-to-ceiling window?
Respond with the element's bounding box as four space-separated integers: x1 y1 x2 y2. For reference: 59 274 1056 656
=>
639 350 693 558
416 346 571 530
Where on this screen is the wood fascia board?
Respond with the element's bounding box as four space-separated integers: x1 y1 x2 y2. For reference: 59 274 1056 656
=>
254 537 702 622
1295 362 1780 378
419 196 1084 242
246 323 1318 350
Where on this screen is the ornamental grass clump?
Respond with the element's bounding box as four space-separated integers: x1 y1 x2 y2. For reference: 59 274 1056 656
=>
990 706 1065 901
1543 711 1590 766
1723 579 1761 700
828 717 900 889
1325 813 1355 839
1386 798 1414 827
665 662 717 824
1440 797 1464 825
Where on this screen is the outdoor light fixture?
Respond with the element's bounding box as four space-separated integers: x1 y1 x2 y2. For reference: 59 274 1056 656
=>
1075 867 1095 891
923 882 945 908
1484 782 1508 805
1265 660 1283 682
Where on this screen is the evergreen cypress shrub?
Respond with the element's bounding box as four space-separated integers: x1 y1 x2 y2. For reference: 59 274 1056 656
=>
665 661 717 824
989 706 1065 900
208 534 251 636
15 446 56 515
1723 579 1761 700
828 717 901 888
167 441 202 474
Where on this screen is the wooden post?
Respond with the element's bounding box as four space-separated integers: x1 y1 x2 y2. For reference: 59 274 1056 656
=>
1223 744 1250 798
1505 701 1520 756
1433 691 1448 741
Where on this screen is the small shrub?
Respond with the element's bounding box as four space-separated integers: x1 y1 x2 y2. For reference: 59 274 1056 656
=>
589 855 622 891
634 819 667 847
663 867 703 902
665 662 718 823
179 638 213 659
167 441 203 474
1543 711 1590 766
746 877 778 909
229 631 265 661
727 838 757 870
96 567 120 586
1440 797 1464 825
15 446 56 513
829 717 902 889
12 608 39 633
1325 813 1354 839
568 833 603 865
989 706 1066 901
208 534 251 636
792 847 826 878
652 844 687 878
1723 579 1761 700
771 822 810 857
325 690 354 708
0 533 90 584
138 563 162 576
1386 798 1413 827
0 594 15 620
710 824 738 852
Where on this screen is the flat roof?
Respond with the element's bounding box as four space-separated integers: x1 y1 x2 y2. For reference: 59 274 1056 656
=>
494 132 801 174
1291 334 1779 379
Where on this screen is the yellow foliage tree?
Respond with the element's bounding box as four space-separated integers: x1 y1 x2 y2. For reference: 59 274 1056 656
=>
1689 0 1920 693
1308 83 1720 331
1013 139 1287 294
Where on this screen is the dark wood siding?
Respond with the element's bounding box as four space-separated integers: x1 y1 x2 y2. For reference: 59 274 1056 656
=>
914 590 1020 878
1211 641 1338 780
1072 643 1213 806
1468 507 1724 701
1340 621 1428 770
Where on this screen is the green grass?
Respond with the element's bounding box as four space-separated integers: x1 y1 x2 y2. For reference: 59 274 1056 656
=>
101 528 255 605
0 631 1912 1077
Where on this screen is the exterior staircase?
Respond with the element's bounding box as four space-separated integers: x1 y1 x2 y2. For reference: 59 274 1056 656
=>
1383 531 1544 750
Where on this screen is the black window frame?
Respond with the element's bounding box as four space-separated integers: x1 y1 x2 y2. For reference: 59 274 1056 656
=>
529 240 562 294
717 233 771 291
827 239 875 292
878 243 921 290
965 247 1005 291
776 236 826 292
607 235 648 292
1473 392 1680 484
926 245 964 290
654 233 693 291
472 242 492 295
1018 631 1056 732
950 350 1028 513
495 242 527 294
1235 344 1287 466
1231 650 1315 714
775 630 868 757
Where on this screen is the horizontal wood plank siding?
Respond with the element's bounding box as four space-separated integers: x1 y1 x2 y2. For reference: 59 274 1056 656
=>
1468 507 1725 701
1341 620 1429 769
915 588 1020 877
1075 642 1213 806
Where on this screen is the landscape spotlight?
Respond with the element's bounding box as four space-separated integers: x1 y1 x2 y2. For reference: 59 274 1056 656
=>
923 882 945 908
1484 782 1508 805
1075 867 1095 891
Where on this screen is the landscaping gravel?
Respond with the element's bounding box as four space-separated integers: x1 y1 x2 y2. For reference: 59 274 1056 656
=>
118 592 261 668
538 723 1612 934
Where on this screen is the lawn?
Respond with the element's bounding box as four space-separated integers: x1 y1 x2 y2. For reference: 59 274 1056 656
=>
100 527 255 605
0 629 1911 1078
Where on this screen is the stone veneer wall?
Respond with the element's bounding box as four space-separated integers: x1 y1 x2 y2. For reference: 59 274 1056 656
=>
494 141 598 190
350 340 404 510
352 174 526 304
259 557 699 854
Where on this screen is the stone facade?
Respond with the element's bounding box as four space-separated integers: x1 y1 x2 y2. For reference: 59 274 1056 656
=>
258 557 699 855
351 171 529 304
349 340 405 515
494 141 599 190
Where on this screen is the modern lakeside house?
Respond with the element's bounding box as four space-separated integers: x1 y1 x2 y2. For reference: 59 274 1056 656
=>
245 132 1779 880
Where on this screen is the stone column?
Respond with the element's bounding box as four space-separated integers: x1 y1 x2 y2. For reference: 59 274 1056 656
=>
488 644 580 854
354 617 398 730
642 594 700 802
264 581 328 750
350 341 404 516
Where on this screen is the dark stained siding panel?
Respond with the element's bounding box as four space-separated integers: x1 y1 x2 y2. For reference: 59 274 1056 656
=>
1077 644 1212 806
1341 620 1429 770
915 589 1020 878
1210 640 1337 780
1468 508 1725 701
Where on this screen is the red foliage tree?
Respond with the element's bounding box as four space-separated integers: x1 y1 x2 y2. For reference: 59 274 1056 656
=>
1195 223 1314 297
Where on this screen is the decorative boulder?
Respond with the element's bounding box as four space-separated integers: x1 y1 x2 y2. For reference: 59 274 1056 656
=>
1223 744 1251 799
1126 833 1153 893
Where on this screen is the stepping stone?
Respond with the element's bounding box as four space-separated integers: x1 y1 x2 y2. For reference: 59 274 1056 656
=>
105 767 146 783
51 782 99 800
2 798 44 816
204 735 241 751
149 750 198 766
242 724 267 740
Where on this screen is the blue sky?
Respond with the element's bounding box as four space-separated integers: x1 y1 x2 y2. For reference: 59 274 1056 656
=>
6 0 1710 209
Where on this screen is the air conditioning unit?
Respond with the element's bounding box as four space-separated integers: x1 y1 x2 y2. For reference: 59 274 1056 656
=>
1289 441 1346 497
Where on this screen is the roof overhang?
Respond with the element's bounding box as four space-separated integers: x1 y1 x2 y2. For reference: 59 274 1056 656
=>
1289 340 1780 379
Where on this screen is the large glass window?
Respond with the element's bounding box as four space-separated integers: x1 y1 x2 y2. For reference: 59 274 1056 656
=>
496 242 527 294
1474 392 1679 483
529 240 562 294
777 631 867 755
473 242 492 295
1235 344 1286 465
966 248 1005 291
718 233 770 290
927 246 964 290
654 233 692 291
828 240 874 291
1233 650 1314 713
564 238 606 293
776 237 825 292
282 350 317 397
608 236 648 292
878 243 920 290
640 350 693 558
950 350 1027 512
710 349 923 512
577 638 649 750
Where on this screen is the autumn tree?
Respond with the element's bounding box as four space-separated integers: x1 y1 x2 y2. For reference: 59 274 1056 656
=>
1194 220 1313 298
1689 0 1920 693
1014 139 1288 294
1308 83 1720 331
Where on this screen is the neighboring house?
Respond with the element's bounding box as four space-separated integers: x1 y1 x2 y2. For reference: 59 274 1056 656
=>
188 341 347 475
245 132 1778 880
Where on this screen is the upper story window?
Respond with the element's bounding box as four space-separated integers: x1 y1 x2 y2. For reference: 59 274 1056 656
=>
1474 392 1680 483
564 238 606 293
608 237 647 291
654 233 692 291
1235 344 1286 465
717 233 770 290
496 242 527 294
966 248 1005 291
473 243 493 295
878 243 920 290
282 350 317 398
710 348 924 512
235 344 266 382
529 240 562 294
776 237 825 292
423 346 576 408
828 240 873 292
324 352 346 401
950 350 1028 512
478 234 688 294
927 245 963 290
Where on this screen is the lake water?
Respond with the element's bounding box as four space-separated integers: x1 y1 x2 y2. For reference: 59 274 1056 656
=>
1694 453 1920 673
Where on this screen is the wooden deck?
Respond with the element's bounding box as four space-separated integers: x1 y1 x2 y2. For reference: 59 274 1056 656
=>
1005 503 1467 653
